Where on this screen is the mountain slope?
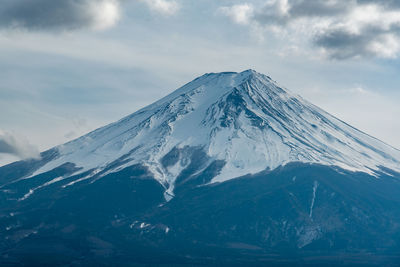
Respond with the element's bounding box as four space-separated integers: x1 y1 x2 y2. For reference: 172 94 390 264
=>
14 70 400 200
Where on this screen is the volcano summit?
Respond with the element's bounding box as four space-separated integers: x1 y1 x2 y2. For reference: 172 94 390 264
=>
1 70 400 265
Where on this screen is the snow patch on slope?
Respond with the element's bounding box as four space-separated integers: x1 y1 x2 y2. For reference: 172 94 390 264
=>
309 181 319 219
19 176 64 201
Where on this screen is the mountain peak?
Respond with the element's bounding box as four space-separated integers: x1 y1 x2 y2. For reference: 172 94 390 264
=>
241 68 259 76
201 69 266 82
187 69 278 100
241 69 273 80
24 70 400 200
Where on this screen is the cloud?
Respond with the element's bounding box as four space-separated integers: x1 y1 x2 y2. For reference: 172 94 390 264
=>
140 0 180 16
0 130 40 160
0 0 120 32
219 4 254 25
0 0 180 32
220 0 400 59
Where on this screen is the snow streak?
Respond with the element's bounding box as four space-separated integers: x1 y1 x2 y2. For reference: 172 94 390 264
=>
309 181 319 219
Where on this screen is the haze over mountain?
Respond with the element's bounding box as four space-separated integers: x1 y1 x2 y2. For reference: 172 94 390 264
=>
1 70 400 265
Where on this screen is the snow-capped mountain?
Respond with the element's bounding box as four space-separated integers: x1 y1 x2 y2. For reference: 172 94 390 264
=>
1 70 400 265
26 69 400 198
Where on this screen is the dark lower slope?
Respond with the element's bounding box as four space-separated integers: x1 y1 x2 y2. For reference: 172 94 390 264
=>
1 162 400 266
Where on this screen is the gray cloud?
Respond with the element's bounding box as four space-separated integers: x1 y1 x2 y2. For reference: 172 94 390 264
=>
222 0 400 59
0 131 40 160
0 0 180 32
254 0 350 26
314 24 400 59
289 0 349 18
314 29 371 60
254 0 400 25
0 0 120 31
357 0 400 8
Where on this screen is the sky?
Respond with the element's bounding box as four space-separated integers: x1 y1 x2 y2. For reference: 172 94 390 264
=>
0 0 400 166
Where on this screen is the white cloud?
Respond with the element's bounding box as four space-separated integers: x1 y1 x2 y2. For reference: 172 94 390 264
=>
0 130 40 160
219 4 254 25
220 0 400 59
88 0 120 31
368 34 400 59
141 0 180 16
